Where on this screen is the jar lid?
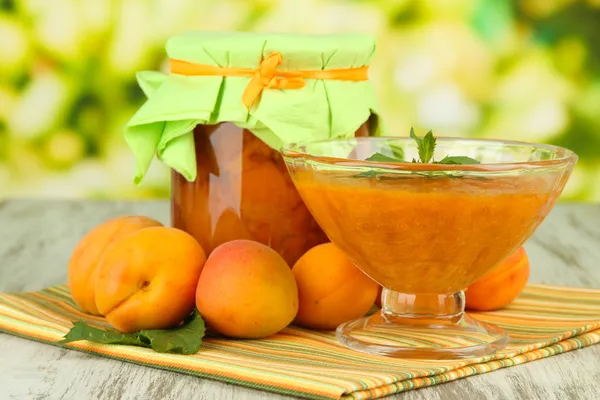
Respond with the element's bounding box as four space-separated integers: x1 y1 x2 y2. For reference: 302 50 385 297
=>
124 31 385 183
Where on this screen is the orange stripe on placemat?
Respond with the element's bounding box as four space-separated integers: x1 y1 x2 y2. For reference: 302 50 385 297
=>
1 284 600 400
170 52 369 109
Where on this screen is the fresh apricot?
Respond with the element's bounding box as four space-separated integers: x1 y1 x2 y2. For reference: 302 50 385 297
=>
68 215 163 315
465 246 530 311
95 227 206 332
292 243 379 330
196 240 299 339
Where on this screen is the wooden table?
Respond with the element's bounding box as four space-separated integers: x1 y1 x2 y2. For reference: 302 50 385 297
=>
1 199 600 400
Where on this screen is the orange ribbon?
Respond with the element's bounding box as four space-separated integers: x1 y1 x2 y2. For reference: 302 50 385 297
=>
170 52 369 109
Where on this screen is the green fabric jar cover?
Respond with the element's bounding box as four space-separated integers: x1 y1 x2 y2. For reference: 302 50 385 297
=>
124 31 385 183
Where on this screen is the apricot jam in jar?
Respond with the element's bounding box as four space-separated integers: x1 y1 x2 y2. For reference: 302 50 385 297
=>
124 31 383 265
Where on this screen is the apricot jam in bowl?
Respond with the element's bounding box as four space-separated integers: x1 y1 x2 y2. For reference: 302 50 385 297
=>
281 136 577 359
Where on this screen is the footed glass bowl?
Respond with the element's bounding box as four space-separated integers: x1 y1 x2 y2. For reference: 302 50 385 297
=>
281 137 577 359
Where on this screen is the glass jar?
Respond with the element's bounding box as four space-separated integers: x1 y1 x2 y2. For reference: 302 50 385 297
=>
124 31 383 264
172 122 370 266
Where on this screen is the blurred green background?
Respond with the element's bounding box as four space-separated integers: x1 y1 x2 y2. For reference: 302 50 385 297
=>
1 0 599 201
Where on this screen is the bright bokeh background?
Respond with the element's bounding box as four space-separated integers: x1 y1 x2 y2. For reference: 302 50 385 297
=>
1 0 599 201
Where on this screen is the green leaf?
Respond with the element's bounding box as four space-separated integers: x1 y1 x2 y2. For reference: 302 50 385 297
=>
420 130 436 163
59 310 205 354
409 127 421 147
354 127 482 179
365 152 403 162
356 148 405 178
436 155 481 165
139 310 205 355
389 144 405 160
58 321 148 347
409 127 436 163
353 170 383 178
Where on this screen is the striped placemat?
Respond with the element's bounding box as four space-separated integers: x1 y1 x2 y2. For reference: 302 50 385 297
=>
1 284 599 399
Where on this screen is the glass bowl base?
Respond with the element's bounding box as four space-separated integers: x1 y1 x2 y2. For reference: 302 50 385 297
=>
336 311 508 360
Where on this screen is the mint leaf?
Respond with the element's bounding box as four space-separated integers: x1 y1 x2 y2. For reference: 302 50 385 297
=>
390 144 405 160
354 170 384 178
59 310 205 354
356 148 405 178
365 153 402 162
409 127 421 147
354 128 481 179
436 155 480 165
420 130 436 163
410 127 436 163
139 310 205 355
58 321 147 347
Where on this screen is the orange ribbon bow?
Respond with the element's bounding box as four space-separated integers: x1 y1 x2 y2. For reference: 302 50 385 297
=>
169 52 369 109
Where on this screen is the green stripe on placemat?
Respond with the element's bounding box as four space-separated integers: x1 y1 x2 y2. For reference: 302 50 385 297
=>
1 284 599 399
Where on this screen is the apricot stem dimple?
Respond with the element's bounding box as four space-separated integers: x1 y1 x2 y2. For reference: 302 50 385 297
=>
140 280 150 290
